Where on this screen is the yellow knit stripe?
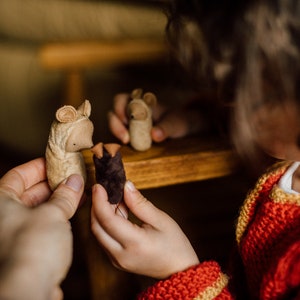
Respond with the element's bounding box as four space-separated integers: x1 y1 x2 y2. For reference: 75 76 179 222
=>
235 162 289 245
270 185 300 205
235 173 269 245
193 273 229 300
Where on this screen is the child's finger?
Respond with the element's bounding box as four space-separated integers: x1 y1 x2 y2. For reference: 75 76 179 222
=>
91 184 143 245
91 208 123 253
151 111 190 143
123 181 167 229
108 111 130 144
113 93 130 124
152 109 207 143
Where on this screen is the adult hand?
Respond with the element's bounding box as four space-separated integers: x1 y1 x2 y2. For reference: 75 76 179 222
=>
0 158 84 300
91 181 199 279
108 92 207 144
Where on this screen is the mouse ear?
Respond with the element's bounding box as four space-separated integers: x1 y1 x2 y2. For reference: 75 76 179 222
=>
143 92 157 108
131 88 143 99
104 143 121 157
56 105 77 123
77 100 91 117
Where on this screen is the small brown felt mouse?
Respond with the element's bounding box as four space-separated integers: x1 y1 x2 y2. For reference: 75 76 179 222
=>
91 143 126 204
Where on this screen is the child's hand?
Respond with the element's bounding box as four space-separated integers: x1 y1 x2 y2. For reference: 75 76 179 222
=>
0 158 84 299
108 92 206 144
91 180 199 279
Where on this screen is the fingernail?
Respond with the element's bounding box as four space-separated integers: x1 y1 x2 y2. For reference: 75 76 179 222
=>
122 132 130 144
92 183 101 194
125 180 136 192
65 174 83 192
152 127 165 142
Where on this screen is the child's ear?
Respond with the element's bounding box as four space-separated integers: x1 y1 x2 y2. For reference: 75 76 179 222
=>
143 92 157 108
77 100 91 117
55 105 77 123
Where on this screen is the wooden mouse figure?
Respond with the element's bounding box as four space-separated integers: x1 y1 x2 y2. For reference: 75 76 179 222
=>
46 100 94 190
127 88 157 151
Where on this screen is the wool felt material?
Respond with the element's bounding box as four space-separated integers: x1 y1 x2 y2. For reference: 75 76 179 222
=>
127 88 157 151
92 143 126 204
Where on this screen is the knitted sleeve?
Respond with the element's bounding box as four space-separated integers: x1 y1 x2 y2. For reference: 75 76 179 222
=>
138 261 233 300
235 161 300 299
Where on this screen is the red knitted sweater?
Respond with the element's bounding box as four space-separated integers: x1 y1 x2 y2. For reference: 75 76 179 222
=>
138 162 300 299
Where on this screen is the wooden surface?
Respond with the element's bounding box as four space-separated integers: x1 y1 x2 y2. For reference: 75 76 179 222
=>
39 40 167 70
82 136 240 190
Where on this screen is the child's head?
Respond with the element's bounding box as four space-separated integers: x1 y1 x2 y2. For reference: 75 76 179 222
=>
167 0 300 164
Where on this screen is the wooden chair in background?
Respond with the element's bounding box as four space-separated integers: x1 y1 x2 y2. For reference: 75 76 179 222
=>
38 40 240 299
39 40 167 108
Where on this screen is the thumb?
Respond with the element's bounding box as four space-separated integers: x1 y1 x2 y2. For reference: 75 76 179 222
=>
151 111 190 143
48 174 84 220
152 109 206 143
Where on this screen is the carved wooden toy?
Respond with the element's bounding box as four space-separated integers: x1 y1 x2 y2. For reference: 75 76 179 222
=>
46 100 94 190
127 88 157 151
91 142 126 204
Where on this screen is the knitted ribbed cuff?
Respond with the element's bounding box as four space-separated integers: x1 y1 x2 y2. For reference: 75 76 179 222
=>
138 261 229 300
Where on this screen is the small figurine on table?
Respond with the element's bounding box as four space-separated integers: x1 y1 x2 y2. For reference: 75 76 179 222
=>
127 88 157 151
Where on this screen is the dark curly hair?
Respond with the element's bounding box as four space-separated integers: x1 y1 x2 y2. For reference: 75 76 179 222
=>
166 0 300 164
